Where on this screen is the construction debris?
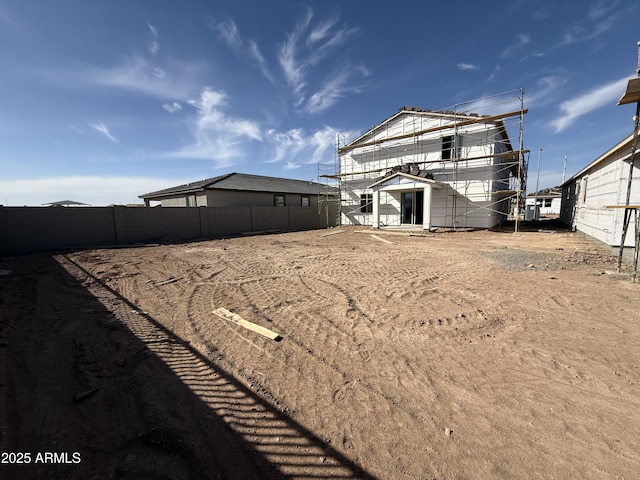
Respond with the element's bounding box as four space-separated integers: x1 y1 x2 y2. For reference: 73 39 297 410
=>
213 307 282 341
155 277 184 286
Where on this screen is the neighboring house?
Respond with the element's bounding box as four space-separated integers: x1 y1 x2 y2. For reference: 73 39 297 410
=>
42 200 89 207
337 106 524 230
560 133 640 247
525 188 562 217
139 172 337 210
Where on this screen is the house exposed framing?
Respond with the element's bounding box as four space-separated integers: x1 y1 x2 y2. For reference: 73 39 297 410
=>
319 90 529 231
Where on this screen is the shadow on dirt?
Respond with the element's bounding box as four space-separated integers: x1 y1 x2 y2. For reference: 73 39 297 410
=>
492 218 571 234
0 254 375 479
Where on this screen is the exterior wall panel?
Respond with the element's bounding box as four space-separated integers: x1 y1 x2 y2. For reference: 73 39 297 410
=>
561 144 640 247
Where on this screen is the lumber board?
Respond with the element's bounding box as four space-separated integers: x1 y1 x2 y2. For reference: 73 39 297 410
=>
319 229 346 236
370 234 394 244
156 276 183 286
355 230 413 236
213 307 282 341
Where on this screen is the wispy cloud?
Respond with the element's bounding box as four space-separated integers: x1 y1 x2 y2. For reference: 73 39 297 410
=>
163 102 182 113
527 75 567 106
79 55 205 100
266 126 347 166
307 14 338 45
556 1 619 47
89 122 118 143
589 0 620 19
458 63 480 71
209 9 365 115
214 18 242 52
550 75 631 133
147 23 160 56
165 86 353 169
277 8 365 113
284 161 301 170
561 16 615 45
37 20 205 100
165 87 261 166
500 34 530 59
306 71 355 114
151 67 166 78
486 64 501 82
209 17 275 83
278 11 310 102
247 40 274 83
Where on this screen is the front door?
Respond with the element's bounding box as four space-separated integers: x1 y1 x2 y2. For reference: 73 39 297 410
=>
401 191 424 224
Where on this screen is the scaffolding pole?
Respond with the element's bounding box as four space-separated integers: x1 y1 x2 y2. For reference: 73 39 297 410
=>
616 41 640 272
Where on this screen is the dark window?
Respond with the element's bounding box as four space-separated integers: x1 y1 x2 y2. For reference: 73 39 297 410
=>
442 135 462 160
301 195 310 207
274 194 285 207
442 136 454 160
360 193 373 213
544 199 552 208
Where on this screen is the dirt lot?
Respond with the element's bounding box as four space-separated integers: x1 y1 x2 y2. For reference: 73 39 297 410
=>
1 222 639 479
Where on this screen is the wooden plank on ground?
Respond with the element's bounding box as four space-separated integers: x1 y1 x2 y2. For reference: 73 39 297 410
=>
354 230 413 236
156 276 183 286
213 307 282 341
370 234 394 244
319 229 345 236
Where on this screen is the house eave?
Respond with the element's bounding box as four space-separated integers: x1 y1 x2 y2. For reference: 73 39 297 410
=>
368 172 446 189
561 133 639 187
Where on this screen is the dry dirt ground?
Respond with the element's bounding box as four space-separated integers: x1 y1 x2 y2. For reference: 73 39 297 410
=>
1 222 639 479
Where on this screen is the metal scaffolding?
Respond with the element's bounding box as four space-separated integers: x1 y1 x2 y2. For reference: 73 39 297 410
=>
320 89 528 231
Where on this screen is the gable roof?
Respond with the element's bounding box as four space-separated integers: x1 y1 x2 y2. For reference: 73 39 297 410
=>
42 200 89 206
139 173 336 200
338 107 519 155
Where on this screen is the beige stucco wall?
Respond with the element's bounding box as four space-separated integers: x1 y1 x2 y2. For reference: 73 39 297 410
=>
156 190 320 209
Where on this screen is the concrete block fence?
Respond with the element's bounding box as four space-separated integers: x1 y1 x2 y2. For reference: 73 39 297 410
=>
0 205 337 256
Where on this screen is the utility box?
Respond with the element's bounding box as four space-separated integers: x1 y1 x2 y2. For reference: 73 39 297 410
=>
525 204 539 221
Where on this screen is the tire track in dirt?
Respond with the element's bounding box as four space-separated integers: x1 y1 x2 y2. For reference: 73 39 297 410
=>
63 255 369 479
182 268 444 479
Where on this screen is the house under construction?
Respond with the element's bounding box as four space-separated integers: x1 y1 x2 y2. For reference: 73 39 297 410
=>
319 90 529 231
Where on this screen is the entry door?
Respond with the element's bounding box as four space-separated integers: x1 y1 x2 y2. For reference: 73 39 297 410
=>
401 191 424 224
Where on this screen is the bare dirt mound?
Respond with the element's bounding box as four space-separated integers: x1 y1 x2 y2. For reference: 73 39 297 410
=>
1 225 639 479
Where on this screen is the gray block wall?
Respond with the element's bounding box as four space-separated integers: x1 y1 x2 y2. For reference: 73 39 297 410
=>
0 204 337 256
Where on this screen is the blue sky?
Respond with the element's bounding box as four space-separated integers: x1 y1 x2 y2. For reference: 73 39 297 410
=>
1 0 639 205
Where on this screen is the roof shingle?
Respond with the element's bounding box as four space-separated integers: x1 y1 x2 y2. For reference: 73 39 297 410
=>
139 172 336 199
